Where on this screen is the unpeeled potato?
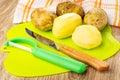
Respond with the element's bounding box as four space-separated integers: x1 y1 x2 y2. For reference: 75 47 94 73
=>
56 1 84 18
84 8 108 30
31 8 57 31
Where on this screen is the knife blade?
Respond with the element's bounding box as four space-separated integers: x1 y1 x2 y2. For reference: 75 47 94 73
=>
26 28 57 49
25 28 109 71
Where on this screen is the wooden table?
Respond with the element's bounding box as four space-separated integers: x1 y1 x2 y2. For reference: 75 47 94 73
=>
0 0 120 80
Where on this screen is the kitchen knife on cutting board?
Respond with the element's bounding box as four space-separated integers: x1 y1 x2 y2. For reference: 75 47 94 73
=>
26 27 109 71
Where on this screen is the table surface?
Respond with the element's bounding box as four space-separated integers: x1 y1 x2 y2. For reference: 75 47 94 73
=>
0 0 120 80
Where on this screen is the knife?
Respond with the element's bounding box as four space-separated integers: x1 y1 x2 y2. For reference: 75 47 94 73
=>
26 28 109 71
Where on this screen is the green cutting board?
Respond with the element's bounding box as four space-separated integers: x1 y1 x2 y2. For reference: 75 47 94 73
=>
26 22 120 60
1 22 120 77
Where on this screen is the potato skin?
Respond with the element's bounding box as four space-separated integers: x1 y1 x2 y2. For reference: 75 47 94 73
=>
84 8 108 30
31 8 57 31
56 1 84 18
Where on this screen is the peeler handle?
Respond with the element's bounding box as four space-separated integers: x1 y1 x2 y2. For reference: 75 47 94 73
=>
32 47 86 73
5 37 86 73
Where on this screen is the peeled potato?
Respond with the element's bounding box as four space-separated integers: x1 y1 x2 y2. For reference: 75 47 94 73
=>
84 8 108 30
52 13 82 39
31 8 57 31
72 25 102 49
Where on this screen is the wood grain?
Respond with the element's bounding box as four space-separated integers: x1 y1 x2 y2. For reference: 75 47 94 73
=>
0 0 120 80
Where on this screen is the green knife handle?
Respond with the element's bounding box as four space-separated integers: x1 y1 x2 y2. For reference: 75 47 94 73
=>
32 47 86 73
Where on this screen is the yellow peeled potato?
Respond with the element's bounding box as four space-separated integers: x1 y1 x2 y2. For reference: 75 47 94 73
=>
72 25 102 49
52 13 82 39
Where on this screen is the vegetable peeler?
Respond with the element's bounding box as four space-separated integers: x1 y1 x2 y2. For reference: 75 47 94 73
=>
5 37 86 74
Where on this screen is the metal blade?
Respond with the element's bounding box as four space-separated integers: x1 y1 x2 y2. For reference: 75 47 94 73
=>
25 28 57 49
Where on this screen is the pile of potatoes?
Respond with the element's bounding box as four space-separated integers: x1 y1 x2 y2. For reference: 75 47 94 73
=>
31 1 108 49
